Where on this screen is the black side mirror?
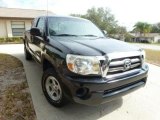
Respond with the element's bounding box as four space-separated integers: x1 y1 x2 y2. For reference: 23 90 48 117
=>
30 27 41 36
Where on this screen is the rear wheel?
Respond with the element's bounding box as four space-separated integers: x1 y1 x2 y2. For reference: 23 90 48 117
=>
24 45 32 60
42 68 68 107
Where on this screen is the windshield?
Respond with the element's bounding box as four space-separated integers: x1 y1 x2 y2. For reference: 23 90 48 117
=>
48 17 105 37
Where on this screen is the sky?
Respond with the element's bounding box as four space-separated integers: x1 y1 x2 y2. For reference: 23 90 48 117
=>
0 0 160 30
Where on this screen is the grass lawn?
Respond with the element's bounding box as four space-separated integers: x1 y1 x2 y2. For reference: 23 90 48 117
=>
0 54 36 120
144 49 160 66
152 43 160 46
0 54 22 70
0 37 23 44
129 42 160 46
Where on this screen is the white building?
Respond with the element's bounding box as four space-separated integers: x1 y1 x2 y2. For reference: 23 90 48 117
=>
0 7 53 37
130 33 160 43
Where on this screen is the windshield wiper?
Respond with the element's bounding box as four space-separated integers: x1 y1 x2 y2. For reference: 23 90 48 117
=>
53 34 105 38
53 34 78 37
80 34 105 38
80 34 98 37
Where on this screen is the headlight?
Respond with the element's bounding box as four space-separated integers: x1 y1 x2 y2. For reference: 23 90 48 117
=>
142 50 146 60
139 49 146 66
139 49 145 60
66 54 101 75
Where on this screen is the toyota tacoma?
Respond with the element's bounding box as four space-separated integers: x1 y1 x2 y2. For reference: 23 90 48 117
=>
23 15 149 107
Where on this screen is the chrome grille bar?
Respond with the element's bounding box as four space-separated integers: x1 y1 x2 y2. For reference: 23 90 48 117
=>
108 63 141 73
107 55 141 74
99 51 143 77
110 58 140 67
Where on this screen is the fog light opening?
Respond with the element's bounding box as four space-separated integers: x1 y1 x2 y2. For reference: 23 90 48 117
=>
76 87 89 99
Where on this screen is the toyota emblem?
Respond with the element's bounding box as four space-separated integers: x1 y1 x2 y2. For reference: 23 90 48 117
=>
124 59 131 71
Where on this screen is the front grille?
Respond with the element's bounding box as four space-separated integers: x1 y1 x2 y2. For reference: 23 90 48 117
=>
107 56 141 75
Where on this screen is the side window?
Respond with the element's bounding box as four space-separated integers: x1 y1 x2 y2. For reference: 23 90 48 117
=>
36 17 45 31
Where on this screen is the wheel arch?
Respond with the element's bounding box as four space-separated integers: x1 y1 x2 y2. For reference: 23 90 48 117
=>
42 54 73 101
42 56 56 72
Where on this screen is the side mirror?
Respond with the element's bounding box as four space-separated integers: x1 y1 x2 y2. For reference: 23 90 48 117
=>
102 30 107 35
30 27 41 36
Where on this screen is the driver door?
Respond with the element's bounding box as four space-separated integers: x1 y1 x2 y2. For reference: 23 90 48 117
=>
31 17 46 63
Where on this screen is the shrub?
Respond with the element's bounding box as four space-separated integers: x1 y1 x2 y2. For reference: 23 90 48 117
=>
0 37 22 44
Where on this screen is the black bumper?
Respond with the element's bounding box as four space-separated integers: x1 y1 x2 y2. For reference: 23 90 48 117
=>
61 64 149 106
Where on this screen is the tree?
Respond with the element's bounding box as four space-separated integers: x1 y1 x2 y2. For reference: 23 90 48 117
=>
71 7 120 34
115 26 127 34
133 22 151 36
151 23 160 33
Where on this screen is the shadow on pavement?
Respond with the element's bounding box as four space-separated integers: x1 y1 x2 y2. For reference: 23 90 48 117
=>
59 98 123 120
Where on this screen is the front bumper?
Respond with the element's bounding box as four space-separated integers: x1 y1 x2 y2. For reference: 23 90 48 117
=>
61 64 149 106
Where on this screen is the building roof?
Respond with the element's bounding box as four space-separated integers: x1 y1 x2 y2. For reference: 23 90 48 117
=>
129 33 160 38
0 7 54 19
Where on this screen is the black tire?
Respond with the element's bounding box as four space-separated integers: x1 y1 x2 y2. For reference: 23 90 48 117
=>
24 45 32 60
42 68 68 107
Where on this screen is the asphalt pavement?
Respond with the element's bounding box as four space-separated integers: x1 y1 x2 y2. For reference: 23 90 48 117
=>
0 44 160 120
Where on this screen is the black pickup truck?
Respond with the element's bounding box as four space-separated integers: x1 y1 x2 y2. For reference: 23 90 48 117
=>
23 15 149 107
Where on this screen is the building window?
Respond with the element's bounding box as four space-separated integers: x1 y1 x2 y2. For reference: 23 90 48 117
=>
11 21 25 36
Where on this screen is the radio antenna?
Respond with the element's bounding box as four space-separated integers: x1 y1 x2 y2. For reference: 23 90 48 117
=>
46 0 48 16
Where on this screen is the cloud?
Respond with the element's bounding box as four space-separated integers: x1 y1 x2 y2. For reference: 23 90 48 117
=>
0 0 7 7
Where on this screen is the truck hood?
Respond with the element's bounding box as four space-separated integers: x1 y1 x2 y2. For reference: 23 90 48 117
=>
50 36 140 56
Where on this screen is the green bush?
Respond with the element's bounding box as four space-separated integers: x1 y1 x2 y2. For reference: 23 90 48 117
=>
0 37 22 44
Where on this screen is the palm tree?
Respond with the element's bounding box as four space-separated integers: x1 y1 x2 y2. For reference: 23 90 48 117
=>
134 22 151 37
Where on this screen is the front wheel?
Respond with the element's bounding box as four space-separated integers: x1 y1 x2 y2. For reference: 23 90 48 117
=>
42 68 68 107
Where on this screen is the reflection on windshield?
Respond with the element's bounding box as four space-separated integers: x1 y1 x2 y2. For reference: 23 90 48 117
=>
48 17 105 38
